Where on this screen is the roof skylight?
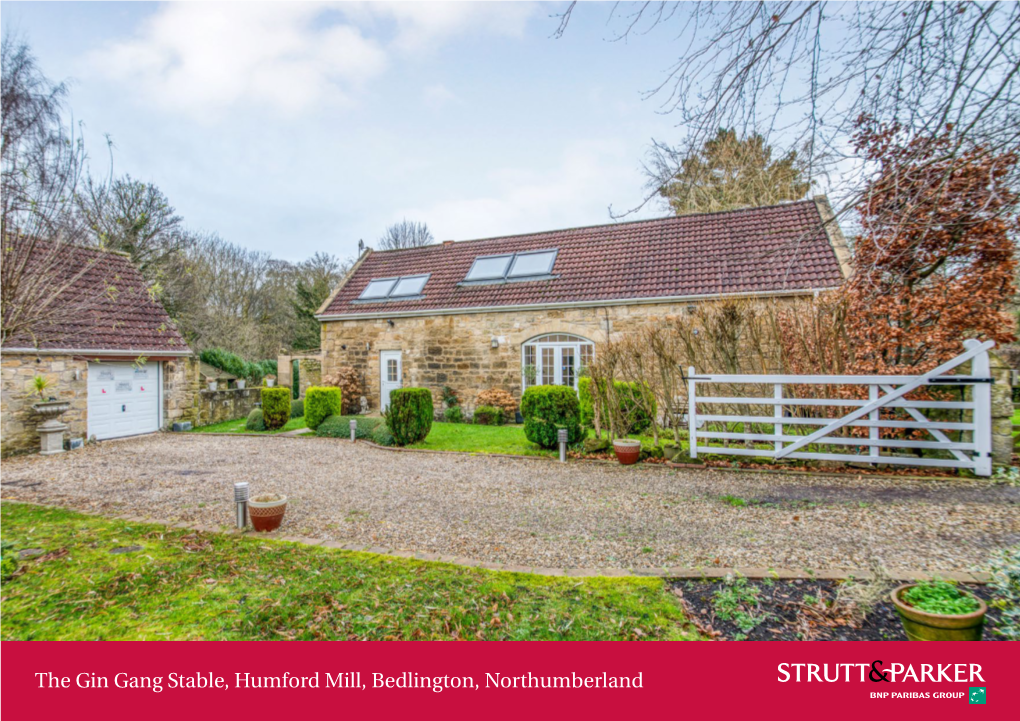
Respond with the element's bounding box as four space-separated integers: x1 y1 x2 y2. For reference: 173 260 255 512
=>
358 274 430 301
463 249 558 284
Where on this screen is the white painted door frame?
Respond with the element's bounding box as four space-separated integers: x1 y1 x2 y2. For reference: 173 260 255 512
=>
380 350 403 411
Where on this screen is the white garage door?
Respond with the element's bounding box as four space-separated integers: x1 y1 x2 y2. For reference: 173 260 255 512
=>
87 362 161 440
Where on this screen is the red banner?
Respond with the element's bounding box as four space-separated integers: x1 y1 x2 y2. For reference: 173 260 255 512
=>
2 641 1016 719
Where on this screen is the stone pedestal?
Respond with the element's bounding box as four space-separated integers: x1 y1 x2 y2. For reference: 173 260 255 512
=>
38 419 68 455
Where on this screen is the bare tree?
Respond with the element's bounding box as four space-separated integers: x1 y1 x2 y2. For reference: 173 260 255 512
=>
1 34 101 348
557 2 1020 221
377 219 435 250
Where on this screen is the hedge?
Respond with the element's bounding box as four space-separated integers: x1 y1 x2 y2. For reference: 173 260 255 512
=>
473 405 503 425
305 386 342 430
260 387 291 430
386 388 433 445
521 385 583 448
290 398 305 419
200 348 276 384
245 408 266 432
578 377 655 434
316 415 381 439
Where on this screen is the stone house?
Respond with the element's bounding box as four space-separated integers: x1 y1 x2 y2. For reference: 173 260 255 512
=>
1 241 194 455
316 198 852 415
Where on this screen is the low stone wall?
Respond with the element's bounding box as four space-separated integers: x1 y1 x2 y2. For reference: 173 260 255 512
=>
195 387 262 427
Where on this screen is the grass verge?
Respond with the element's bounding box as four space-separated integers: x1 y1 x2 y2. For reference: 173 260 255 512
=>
0 502 697 641
188 416 308 434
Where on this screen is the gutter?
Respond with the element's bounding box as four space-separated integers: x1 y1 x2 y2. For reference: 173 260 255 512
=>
316 287 840 322
2 348 193 356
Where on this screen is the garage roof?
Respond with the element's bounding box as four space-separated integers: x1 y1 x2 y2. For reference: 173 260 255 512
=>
3 238 191 354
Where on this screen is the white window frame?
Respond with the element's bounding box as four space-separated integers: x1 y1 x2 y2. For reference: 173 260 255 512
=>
521 333 594 392
463 249 559 283
357 274 430 301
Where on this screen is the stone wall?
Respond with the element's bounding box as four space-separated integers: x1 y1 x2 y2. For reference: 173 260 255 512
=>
165 356 201 427
297 357 322 397
1 354 88 455
194 387 262 426
1 352 197 456
320 302 670 415
988 350 1013 466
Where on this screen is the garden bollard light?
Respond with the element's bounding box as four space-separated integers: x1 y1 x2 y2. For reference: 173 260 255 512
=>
558 428 568 463
234 482 249 529
350 418 357 442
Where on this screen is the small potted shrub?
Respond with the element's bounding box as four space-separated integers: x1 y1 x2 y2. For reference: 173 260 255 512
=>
206 378 218 391
891 580 987 641
249 493 287 532
264 374 277 387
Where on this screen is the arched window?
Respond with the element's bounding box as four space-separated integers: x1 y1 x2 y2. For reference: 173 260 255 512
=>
521 334 594 392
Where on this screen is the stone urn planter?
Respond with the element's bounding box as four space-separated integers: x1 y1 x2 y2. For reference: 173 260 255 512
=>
32 400 71 455
891 583 987 641
612 439 642 465
207 380 218 391
265 377 276 387
662 444 682 462
236 379 246 389
249 494 287 532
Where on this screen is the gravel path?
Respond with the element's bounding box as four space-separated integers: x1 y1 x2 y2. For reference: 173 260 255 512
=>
2 434 1018 571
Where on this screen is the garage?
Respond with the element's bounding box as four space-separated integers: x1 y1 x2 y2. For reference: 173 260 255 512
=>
87 362 162 440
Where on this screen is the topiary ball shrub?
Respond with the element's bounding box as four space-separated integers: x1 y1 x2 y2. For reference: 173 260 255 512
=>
473 405 503 425
521 385 583 448
290 398 305 419
385 387 433 445
305 386 342 430
245 408 266 432
260 387 291 430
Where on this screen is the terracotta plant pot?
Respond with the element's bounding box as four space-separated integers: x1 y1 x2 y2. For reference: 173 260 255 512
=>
613 439 642 465
890 584 987 641
249 495 288 532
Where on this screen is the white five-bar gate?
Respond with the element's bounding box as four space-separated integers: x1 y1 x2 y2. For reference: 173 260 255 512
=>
687 339 995 476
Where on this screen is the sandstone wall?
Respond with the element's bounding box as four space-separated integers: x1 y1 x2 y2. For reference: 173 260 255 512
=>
1 354 88 455
320 302 665 415
194 387 262 426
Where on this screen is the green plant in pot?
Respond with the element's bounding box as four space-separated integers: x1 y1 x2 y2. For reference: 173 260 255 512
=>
891 580 987 641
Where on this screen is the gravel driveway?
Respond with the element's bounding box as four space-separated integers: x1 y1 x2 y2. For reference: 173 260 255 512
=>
2 434 1018 572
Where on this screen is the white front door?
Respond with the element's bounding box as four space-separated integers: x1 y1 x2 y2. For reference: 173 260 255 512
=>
87 361 161 440
379 351 402 411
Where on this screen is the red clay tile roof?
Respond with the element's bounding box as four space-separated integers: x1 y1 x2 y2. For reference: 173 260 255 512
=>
321 200 845 317
3 238 191 354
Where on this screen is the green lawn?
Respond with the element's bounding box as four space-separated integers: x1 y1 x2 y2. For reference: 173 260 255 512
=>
0 502 696 641
1012 407 1020 425
407 422 555 456
188 416 308 434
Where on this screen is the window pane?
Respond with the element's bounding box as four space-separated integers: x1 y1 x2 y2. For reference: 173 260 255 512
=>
562 347 575 388
391 274 428 297
580 344 594 374
508 250 557 277
360 278 397 299
541 347 555 385
465 255 512 280
387 359 398 382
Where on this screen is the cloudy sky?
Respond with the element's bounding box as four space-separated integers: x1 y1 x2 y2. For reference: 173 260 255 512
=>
2 1 697 262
